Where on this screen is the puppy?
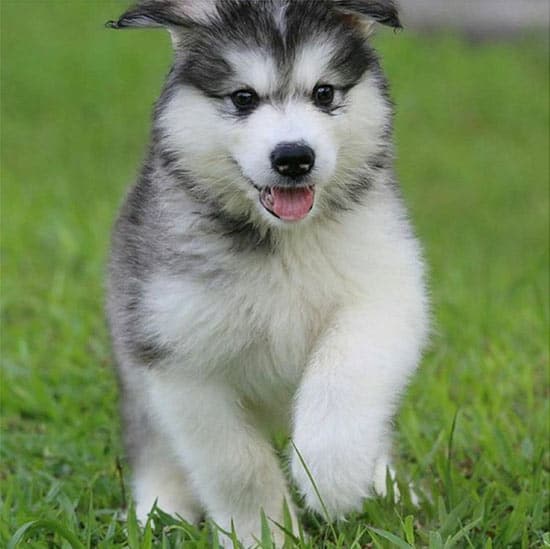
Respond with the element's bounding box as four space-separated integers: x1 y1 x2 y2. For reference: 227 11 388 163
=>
106 0 428 545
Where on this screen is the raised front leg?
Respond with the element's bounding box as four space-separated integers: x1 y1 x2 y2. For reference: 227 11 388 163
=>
291 300 427 517
148 373 296 547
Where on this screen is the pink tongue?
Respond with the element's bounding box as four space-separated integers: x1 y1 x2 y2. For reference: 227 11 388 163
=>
271 187 314 221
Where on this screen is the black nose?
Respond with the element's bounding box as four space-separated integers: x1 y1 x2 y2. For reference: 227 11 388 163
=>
270 142 315 178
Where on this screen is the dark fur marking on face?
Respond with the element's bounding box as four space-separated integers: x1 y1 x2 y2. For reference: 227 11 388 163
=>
327 34 378 88
154 138 275 253
284 0 378 90
157 148 206 201
205 210 276 254
161 0 380 102
325 171 374 214
176 48 234 98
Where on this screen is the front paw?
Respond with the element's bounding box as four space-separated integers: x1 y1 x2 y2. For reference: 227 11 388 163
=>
291 438 377 519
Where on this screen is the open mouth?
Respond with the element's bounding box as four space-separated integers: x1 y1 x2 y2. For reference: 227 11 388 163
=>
259 186 315 221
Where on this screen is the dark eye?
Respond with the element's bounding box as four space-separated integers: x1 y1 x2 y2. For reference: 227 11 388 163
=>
313 84 335 108
231 89 259 111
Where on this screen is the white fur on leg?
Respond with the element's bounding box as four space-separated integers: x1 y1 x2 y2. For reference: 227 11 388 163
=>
148 373 297 547
291 296 426 518
133 437 203 524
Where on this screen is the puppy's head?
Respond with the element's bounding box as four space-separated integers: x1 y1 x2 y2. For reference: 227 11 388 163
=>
109 0 400 228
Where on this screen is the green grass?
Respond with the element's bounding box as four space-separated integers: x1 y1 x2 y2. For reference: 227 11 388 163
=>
1 1 548 547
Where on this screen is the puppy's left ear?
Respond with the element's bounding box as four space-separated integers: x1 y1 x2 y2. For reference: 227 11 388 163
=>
332 0 402 30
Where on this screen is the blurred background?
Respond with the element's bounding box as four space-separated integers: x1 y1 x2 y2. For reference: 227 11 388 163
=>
401 0 549 39
1 1 548 547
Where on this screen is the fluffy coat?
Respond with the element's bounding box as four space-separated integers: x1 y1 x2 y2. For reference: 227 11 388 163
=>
106 1 428 545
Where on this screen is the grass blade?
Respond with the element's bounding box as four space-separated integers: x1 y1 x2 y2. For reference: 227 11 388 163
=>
290 440 338 542
367 526 413 549
445 410 460 511
8 519 85 549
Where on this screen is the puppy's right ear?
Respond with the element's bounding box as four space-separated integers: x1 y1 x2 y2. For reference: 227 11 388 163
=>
106 0 216 30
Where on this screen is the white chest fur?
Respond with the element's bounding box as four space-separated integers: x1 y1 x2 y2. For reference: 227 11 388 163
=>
142 190 420 407
143 226 347 390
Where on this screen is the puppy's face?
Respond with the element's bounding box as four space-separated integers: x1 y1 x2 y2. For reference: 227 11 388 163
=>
110 0 400 228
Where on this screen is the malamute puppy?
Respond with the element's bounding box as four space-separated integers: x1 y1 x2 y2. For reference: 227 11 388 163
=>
106 0 428 545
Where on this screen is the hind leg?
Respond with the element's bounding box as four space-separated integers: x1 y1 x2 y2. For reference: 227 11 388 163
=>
147 374 297 548
132 434 203 524
119 370 203 524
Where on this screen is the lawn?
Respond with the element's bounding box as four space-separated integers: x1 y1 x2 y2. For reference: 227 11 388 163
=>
1 1 548 547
